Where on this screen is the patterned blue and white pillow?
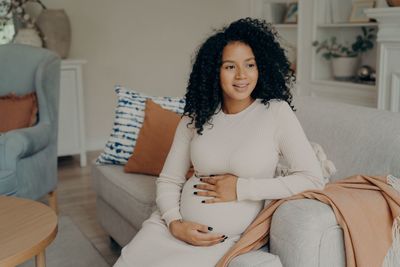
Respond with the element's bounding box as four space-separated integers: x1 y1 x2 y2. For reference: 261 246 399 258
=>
96 85 186 165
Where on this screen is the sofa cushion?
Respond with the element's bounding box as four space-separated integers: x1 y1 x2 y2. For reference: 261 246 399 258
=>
229 245 282 267
124 99 181 175
124 99 194 177
0 92 38 132
92 163 157 229
275 141 336 183
293 97 400 180
96 86 185 165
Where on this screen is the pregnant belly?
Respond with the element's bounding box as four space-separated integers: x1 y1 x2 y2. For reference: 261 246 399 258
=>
180 176 263 236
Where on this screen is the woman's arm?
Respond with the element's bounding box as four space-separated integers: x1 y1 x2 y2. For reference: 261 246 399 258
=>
236 101 325 201
156 116 193 226
156 116 226 246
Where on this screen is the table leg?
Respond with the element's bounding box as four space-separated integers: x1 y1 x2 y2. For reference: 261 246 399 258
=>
35 251 46 267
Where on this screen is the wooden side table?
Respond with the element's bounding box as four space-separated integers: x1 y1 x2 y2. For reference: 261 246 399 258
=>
0 196 58 267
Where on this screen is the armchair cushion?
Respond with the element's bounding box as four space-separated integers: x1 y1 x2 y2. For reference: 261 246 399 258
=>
0 92 38 132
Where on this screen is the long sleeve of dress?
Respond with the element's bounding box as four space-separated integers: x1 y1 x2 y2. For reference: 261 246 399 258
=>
236 101 325 201
156 116 193 226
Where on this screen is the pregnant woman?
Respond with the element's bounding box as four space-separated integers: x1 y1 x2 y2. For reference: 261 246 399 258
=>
114 18 325 267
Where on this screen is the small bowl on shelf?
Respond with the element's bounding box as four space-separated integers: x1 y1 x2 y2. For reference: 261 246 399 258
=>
386 0 400 7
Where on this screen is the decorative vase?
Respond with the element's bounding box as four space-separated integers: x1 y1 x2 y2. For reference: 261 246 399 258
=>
386 0 400 7
331 56 360 81
36 9 71 59
13 28 43 47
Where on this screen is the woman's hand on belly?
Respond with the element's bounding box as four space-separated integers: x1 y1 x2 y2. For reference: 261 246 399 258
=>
194 173 238 204
169 219 227 246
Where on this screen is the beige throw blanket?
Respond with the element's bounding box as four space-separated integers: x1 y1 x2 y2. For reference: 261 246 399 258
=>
217 175 400 267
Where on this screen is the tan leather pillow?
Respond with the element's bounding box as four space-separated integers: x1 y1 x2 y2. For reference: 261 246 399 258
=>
0 92 38 132
124 99 194 178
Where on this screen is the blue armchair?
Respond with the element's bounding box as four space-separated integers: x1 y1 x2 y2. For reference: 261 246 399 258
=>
0 44 61 212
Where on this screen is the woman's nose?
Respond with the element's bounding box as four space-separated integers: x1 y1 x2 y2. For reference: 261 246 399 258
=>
235 67 247 79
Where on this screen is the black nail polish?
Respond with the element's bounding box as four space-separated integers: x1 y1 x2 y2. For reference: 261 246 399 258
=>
193 185 197 188
193 192 197 195
221 235 226 238
221 239 225 243
224 236 228 240
208 226 213 231
201 200 205 203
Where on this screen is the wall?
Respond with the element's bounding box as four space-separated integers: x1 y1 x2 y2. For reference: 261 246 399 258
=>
39 0 250 150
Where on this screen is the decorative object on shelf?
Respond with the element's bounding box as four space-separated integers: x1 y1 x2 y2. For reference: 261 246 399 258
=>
357 65 375 81
350 0 376 23
319 0 333 24
331 0 353 23
352 65 376 84
262 2 286 24
313 27 376 80
283 2 298 24
37 9 71 59
386 0 400 6
0 0 46 46
13 27 41 46
331 57 360 81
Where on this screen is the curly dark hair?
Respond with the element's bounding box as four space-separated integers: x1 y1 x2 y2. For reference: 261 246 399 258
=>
184 17 296 135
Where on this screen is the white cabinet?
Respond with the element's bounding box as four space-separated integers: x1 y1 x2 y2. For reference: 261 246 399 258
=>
58 59 87 167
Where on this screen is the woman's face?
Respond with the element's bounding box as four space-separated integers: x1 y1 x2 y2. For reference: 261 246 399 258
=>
219 42 258 104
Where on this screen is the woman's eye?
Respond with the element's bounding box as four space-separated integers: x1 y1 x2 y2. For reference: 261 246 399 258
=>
224 65 235 70
247 63 256 68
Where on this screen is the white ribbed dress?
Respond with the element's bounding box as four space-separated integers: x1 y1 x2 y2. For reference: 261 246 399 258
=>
114 99 324 267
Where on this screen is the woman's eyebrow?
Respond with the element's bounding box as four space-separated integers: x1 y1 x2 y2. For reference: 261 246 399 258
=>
222 57 256 64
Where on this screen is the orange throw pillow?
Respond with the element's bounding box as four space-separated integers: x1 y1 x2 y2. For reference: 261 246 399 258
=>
0 92 38 132
124 99 194 178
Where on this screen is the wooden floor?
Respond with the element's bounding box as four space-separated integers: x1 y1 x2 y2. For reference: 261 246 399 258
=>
56 151 121 266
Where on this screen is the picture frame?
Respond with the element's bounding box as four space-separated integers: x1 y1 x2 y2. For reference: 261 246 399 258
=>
349 1 375 23
283 2 298 24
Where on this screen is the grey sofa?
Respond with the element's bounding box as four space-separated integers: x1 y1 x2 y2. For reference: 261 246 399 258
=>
92 96 400 267
0 44 61 209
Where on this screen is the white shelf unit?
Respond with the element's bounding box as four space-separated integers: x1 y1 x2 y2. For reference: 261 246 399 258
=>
317 22 378 28
310 0 378 106
311 27 378 82
250 0 380 108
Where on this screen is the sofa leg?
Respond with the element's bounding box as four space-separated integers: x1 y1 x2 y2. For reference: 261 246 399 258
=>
48 190 58 214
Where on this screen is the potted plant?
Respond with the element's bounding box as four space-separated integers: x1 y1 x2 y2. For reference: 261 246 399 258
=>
312 27 375 81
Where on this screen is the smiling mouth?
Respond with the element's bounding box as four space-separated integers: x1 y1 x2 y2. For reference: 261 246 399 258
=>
233 83 250 91
233 84 249 87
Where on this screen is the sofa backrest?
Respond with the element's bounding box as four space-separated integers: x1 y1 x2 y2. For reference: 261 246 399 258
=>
293 96 400 181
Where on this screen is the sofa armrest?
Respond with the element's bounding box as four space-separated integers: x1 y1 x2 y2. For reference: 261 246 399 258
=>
270 199 345 267
0 123 51 169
